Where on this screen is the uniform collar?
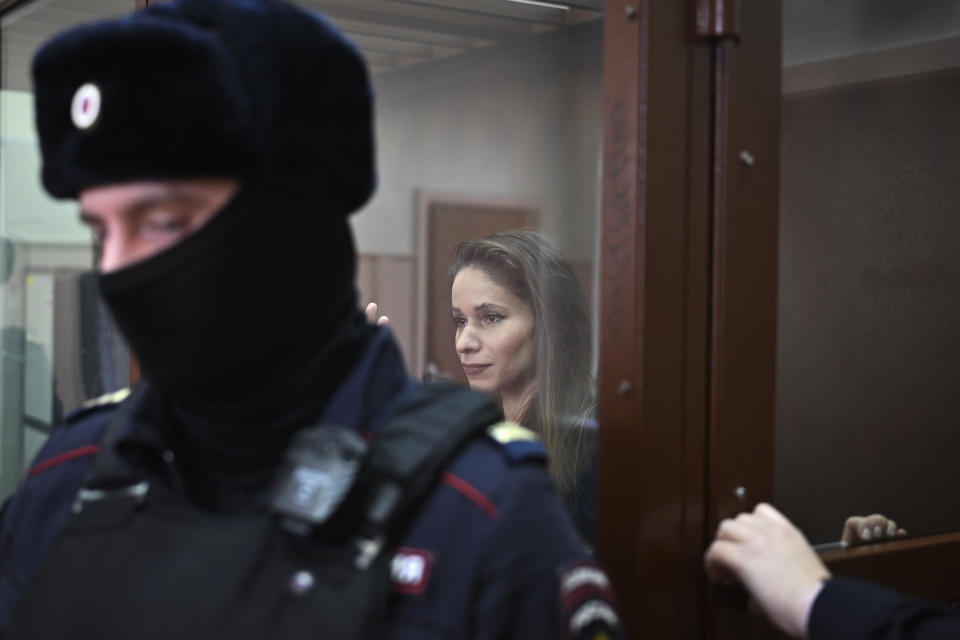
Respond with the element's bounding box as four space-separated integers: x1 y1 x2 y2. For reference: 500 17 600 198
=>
318 326 417 433
104 327 417 493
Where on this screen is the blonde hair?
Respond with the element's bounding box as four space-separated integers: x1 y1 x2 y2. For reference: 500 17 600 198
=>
450 229 594 496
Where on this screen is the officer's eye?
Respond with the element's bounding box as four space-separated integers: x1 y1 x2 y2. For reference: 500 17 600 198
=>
144 216 187 235
452 314 466 329
482 312 504 325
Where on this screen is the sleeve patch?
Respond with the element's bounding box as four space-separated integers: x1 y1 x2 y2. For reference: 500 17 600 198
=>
558 561 624 640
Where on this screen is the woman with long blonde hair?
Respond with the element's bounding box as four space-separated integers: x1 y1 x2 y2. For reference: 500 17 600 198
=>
448 229 596 540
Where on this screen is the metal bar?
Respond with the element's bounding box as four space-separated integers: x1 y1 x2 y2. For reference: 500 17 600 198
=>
597 1 713 638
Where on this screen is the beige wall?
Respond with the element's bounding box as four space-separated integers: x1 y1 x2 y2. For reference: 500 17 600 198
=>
350 22 603 376
356 253 416 368
351 21 603 262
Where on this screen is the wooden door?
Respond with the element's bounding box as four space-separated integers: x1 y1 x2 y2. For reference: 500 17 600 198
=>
416 194 537 381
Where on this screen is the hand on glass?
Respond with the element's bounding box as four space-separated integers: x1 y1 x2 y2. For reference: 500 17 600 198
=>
841 514 907 545
364 302 390 327
704 503 830 639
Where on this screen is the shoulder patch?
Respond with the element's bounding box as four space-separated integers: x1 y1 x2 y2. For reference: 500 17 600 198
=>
487 421 538 444
486 421 546 464
81 388 131 410
65 388 131 423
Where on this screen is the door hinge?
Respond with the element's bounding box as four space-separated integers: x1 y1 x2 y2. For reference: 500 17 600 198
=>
696 0 739 40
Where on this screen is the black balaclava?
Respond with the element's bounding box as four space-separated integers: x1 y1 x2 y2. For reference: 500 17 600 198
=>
99 179 374 508
31 0 380 508
98 180 363 409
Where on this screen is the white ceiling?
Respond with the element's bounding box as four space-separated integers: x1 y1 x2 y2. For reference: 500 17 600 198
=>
0 0 604 91
9 1 957 94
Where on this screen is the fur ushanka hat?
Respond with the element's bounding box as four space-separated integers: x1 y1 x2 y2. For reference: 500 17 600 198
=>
31 0 375 214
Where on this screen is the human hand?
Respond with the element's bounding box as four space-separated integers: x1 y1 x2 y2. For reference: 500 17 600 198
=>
704 503 830 639
364 302 390 326
841 514 906 545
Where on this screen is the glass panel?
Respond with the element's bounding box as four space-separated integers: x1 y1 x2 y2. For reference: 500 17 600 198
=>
776 0 960 544
309 0 606 543
0 0 604 542
0 0 132 500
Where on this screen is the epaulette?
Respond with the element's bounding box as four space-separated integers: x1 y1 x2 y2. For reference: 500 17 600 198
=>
486 421 546 464
64 388 131 424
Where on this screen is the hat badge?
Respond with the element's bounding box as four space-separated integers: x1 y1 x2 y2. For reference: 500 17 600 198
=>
70 83 101 130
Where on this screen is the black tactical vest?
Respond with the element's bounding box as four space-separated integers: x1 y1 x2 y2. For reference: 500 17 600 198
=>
9 383 501 640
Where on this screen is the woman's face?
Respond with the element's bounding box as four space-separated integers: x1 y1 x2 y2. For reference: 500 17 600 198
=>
451 267 536 398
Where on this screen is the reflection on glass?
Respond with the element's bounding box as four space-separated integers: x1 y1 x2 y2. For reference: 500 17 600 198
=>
339 0 605 541
23 272 56 427
776 0 960 543
1 1 131 500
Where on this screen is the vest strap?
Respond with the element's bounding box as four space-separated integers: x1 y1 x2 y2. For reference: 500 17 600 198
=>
269 383 501 569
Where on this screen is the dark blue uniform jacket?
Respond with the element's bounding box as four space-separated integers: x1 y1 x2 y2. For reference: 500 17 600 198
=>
0 329 617 639
809 577 960 640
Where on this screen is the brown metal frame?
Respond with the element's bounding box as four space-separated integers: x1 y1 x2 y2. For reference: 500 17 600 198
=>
597 1 960 638
706 3 782 634
597 1 779 637
704 0 780 532
596 1 713 637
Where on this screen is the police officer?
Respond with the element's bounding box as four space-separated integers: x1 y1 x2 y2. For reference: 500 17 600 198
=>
0 1 623 638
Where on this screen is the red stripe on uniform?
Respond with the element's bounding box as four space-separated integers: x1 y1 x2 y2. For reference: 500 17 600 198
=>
27 445 99 477
441 472 499 519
